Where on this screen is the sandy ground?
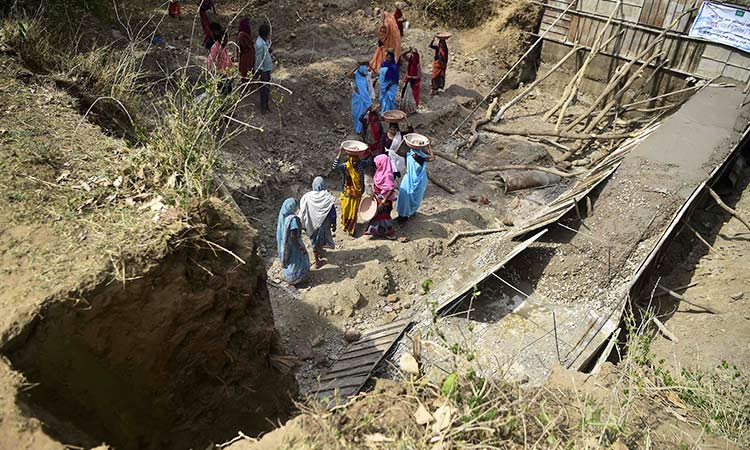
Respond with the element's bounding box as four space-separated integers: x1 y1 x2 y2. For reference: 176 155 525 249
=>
650 165 750 373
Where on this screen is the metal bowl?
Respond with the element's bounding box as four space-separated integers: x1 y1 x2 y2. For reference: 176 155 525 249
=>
435 31 453 39
381 110 407 123
358 196 377 221
403 133 430 149
342 140 369 155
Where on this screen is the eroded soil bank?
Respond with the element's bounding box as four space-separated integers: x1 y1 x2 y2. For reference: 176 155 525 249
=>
0 54 297 449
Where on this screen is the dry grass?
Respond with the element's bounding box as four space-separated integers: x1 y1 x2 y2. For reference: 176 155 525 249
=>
0 4 267 286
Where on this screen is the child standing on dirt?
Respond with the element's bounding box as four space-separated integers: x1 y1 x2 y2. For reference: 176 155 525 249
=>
254 23 273 113
207 23 233 95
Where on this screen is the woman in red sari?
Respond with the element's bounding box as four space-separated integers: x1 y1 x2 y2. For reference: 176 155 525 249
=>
197 0 216 47
429 37 448 95
394 2 406 36
167 0 181 18
403 48 421 108
237 18 255 83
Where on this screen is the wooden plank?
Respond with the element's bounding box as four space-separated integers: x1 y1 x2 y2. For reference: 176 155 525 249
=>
638 0 655 24
323 355 377 378
567 14 581 41
653 0 668 28
346 334 402 352
338 336 399 356
319 366 372 382
316 385 360 399
316 374 371 392
361 319 411 338
315 319 411 405
336 342 392 361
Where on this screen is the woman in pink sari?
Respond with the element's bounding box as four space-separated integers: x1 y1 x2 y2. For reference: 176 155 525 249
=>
365 154 397 239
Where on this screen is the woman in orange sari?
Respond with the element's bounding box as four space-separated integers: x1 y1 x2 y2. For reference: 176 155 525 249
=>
429 36 448 95
370 12 402 74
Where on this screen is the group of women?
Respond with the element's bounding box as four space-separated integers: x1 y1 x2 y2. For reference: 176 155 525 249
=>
276 135 435 287
171 2 265 99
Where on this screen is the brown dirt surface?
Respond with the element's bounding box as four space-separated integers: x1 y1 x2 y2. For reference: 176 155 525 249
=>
649 166 750 373
133 0 545 395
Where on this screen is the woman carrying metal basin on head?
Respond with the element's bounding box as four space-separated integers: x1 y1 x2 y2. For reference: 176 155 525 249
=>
331 140 370 236
396 133 435 224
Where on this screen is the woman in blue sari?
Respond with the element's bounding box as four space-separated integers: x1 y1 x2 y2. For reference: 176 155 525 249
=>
276 198 310 286
351 62 372 134
378 49 399 113
396 140 435 223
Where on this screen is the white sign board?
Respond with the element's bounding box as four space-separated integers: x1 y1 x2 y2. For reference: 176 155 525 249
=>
689 1 750 53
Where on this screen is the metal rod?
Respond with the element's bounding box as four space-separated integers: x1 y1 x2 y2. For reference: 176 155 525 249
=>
490 272 531 299
553 311 561 363
451 0 578 136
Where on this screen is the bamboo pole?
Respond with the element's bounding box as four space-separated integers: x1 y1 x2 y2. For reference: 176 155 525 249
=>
493 45 581 123
483 125 634 140
707 187 750 232
465 97 499 150
584 51 665 133
658 286 721 314
563 7 697 132
546 6 624 127
451 0 578 136
428 173 456 194
652 317 678 342
685 223 720 255
447 227 507 246
434 150 581 178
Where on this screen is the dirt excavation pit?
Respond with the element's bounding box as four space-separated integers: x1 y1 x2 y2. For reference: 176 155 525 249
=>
0 201 297 450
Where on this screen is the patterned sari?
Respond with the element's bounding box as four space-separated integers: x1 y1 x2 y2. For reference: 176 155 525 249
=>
341 156 364 236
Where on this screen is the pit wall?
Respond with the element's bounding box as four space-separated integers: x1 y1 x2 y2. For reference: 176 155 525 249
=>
2 198 297 450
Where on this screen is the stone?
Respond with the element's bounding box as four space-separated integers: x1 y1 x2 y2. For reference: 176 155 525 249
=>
344 329 361 343
414 403 433 425
293 343 316 361
399 352 419 375
730 292 744 301
431 405 454 434
387 294 400 303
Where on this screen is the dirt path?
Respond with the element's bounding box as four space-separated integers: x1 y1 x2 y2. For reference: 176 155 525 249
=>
144 0 545 394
